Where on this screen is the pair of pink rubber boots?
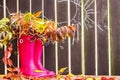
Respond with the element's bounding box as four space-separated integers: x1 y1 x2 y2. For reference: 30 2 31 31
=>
18 35 55 77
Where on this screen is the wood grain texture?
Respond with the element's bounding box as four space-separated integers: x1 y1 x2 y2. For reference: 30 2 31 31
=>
0 0 120 75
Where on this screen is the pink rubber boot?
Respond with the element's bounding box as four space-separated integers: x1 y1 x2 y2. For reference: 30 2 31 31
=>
18 35 55 77
34 39 55 76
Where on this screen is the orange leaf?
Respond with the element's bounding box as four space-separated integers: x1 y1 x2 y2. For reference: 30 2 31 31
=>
52 33 57 41
34 11 42 17
59 27 67 37
7 68 13 72
13 67 20 72
5 72 14 79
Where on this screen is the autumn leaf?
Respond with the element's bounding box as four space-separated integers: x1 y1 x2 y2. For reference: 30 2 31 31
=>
33 11 42 17
0 31 13 45
3 57 13 67
0 43 3 48
0 18 10 27
7 67 13 72
2 44 13 66
7 59 13 67
2 57 7 65
24 12 32 22
5 72 13 78
34 70 44 73
52 33 57 41
67 73 75 77
33 20 47 33
7 67 19 72
58 67 67 74
8 44 13 52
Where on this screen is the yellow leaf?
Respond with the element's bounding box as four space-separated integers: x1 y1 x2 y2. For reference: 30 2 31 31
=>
56 74 63 79
67 73 75 77
78 74 84 77
58 67 67 74
34 70 44 73
1 32 12 45
0 43 3 48
8 32 12 40
96 77 101 80
86 77 95 80
2 40 8 45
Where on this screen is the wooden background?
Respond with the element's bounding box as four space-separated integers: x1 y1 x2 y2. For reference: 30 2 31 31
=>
0 0 120 75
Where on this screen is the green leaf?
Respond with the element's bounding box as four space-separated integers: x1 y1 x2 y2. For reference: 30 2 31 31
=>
24 12 33 22
0 18 9 25
7 32 13 40
34 20 47 33
0 25 5 29
0 31 12 45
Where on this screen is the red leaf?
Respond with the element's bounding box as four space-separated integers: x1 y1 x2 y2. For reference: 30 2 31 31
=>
8 44 13 52
2 57 7 65
7 52 11 58
4 50 8 57
7 59 13 67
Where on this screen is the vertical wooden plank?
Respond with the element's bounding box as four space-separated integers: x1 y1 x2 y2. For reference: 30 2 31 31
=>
6 0 18 70
70 0 81 75
0 0 4 74
32 0 42 12
57 0 68 75
111 0 120 75
97 0 108 75
19 1 29 13
44 0 55 72
85 0 95 75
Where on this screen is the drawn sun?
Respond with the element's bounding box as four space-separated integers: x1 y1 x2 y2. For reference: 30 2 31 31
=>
57 0 102 31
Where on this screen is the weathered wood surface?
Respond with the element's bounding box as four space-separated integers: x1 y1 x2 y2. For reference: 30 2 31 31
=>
0 0 120 75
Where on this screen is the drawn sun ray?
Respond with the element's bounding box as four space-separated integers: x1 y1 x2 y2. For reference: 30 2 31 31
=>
85 22 89 30
86 9 94 12
87 12 95 15
84 0 90 8
85 0 94 9
86 18 90 24
86 16 103 31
